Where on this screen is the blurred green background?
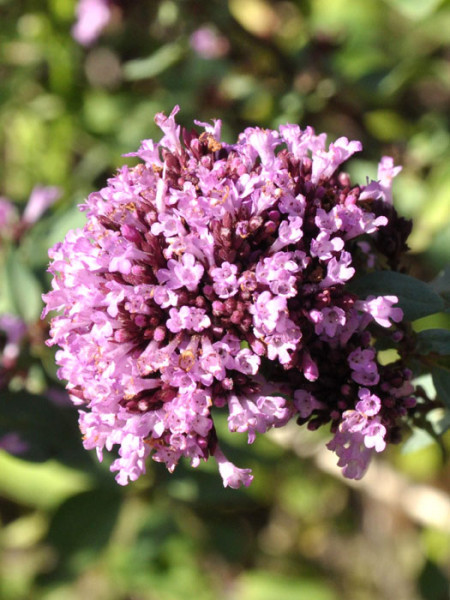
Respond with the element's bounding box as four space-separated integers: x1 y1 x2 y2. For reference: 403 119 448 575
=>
0 1 449 599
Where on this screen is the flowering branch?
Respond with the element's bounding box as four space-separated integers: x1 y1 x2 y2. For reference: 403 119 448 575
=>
42 107 448 488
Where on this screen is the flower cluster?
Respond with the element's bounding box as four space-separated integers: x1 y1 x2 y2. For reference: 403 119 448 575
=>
43 107 415 488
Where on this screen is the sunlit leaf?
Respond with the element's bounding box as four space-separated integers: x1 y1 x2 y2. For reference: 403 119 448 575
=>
383 0 443 20
123 42 185 80
401 428 436 454
237 571 337 600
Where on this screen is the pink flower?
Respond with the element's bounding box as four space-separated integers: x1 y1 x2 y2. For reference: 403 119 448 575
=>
157 253 205 292
377 156 402 205
72 0 111 46
43 106 413 487
213 446 253 489
22 186 61 225
356 295 403 328
294 390 324 418
190 26 230 60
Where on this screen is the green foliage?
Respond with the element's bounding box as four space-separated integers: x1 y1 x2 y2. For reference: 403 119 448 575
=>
39 488 122 582
4 248 43 323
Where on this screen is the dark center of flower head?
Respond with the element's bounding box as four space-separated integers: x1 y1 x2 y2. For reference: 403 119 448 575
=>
43 106 414 488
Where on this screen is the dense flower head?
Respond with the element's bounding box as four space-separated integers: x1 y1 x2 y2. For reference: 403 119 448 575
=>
43 106 415 487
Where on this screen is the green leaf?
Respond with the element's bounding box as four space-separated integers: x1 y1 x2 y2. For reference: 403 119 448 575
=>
40 488 122 581
431 366 450 410
383 0 443 21
6 248 43 323
0 390 90 468
0 453 90 510
416 329 450 355
348 271 444 321
0 258 16 315
237 571 337 600
123 42 185 81
418 560 450 600
365 110 409 142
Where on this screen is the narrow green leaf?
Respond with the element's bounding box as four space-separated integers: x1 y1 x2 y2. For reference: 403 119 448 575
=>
6 249 43 322
0 259 16 315
124 42 185 81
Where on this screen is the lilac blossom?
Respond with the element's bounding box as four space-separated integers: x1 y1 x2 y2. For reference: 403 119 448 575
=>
43 107 415 487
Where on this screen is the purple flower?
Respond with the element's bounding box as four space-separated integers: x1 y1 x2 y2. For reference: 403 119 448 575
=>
311 137 362 183
213 446 253 489
376 156 403 205
157 253 205 292
293 390 324 418
355 295 403 328
72 0 111 46
359 156 402 205
43 107 414 487
22 186 61 226
310 306 346 338
355 388 381 416
363 421 387 452
190 26 230 60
